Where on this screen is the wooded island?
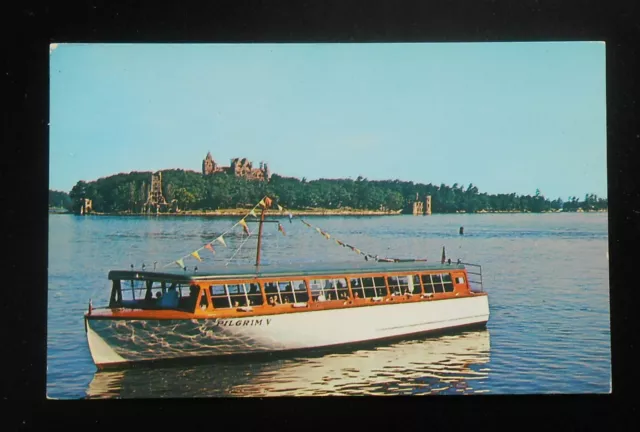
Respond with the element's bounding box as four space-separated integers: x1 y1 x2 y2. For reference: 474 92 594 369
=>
49 169 607 215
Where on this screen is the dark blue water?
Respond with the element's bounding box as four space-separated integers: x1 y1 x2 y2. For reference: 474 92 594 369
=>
47 212 610 398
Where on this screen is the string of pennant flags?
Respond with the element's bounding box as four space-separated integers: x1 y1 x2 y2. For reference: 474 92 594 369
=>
274 203 429 263
164 195 440 270
164 195 285 269
299 218 382 261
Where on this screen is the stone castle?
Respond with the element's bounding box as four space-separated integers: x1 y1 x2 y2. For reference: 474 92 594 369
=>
202 152 271 181
412 194 432 215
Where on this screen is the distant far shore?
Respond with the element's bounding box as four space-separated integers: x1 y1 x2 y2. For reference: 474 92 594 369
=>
58 207 607 217
74 208 403 217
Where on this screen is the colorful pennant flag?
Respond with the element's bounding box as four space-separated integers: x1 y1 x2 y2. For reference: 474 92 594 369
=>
216 236 226 247
277 204 283 212
278 223 286 236
264 197 272 207
205 243 215 254
250 209 257 218
191 251 202 262
175 258 185 269
258 199 266 208
239 219 250 235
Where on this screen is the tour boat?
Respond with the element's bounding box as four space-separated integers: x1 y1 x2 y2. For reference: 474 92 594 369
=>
84 197 490 370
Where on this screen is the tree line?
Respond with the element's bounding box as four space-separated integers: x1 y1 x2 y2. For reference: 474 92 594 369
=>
58 169 607 214
49 190 73 209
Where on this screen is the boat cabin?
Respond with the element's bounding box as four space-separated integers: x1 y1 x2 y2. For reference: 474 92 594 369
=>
104 261 484 316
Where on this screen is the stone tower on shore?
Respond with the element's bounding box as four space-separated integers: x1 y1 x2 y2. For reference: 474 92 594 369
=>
412 194 432 215
143 171 169 213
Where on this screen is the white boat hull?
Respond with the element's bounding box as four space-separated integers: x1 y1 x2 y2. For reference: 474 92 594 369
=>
86 295 489 369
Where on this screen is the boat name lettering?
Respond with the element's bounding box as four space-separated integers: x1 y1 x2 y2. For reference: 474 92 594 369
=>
214 318 272 327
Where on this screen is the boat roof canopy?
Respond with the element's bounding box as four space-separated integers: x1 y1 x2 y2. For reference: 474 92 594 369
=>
108 261 467 283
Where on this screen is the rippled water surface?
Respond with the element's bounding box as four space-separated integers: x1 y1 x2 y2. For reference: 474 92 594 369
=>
47 212 611 398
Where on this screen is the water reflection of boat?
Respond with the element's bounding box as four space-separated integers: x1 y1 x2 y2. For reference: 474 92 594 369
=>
85 329 491 398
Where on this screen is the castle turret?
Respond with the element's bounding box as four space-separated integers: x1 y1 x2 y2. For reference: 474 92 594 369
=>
263 162 271 181
203 152 215 175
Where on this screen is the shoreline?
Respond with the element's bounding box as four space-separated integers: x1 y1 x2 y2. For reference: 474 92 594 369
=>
76 209 404 217
57 208 608 217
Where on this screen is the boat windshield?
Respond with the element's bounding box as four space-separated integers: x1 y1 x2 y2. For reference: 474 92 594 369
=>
109 278 203 312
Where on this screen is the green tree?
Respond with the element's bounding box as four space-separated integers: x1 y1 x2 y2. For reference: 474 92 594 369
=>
174 187 196 210
385 191 404 211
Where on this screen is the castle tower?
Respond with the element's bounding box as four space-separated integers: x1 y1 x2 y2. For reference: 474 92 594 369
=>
203 152 215 175
80 198 92 215
425 195 432 215
263 162 271 181
412 193 423 215
229 158 237 176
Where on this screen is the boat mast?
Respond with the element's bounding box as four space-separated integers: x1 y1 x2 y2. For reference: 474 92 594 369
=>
255 204 266 267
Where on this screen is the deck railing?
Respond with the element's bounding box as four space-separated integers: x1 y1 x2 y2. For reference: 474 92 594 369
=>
461 262 484 292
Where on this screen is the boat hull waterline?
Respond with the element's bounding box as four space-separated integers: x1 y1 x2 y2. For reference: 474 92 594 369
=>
86 295 489 369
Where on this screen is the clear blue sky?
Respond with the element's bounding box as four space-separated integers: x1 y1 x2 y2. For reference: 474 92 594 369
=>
49 42 606 201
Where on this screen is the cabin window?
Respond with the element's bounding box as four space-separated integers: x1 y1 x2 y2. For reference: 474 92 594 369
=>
421 274 434 294
412 275 423 294
277 281 294 304
309 278 349 301
115 279 185 309
292 280 309 302
177 284 204 312
360 277 374 298
373 277 388 297
123 278 147 301
273 280 307 304
158 283 185 309
350 278 365 298
442 273 454 292
263 282 280 304
431 274 444 293
387 276 412 295
227 284 251 308
422 273 454 293
456 276 465 285
210 284 230 308
248 283 264 306
358 277 387 298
